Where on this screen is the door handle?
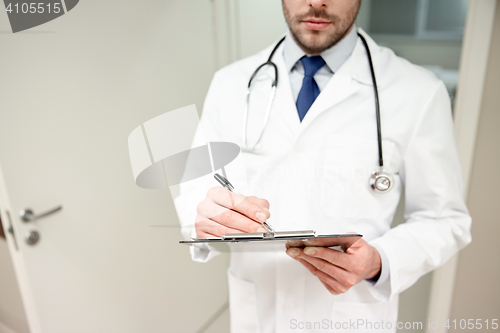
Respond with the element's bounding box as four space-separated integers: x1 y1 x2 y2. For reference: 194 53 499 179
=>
20 206 62 222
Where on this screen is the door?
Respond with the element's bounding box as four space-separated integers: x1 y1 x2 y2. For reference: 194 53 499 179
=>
0 1 229 332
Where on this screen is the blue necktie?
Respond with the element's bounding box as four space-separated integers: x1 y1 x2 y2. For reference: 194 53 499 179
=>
296 56 325 122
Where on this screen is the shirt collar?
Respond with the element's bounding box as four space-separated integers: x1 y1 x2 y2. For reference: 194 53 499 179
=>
283 25 358 74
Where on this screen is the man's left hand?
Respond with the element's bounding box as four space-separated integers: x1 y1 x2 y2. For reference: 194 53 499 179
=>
286 238 381 295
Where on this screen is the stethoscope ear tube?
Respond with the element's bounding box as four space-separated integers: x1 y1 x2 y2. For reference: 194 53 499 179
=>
243 38 283 150
243 85 277 150
248 61 279 88
357 33 384 168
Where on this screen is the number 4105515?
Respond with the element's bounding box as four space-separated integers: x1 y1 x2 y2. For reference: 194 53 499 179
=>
445 319 498 330
5 3 62 14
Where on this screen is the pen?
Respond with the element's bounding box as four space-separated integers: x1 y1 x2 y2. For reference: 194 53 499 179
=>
214 173 275 233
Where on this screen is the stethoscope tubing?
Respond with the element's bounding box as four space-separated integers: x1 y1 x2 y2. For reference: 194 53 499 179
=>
243 32 394 193
243 85 277 150
357 33 384 168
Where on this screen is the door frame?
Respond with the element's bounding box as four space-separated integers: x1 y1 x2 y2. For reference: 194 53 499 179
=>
0 164 42 333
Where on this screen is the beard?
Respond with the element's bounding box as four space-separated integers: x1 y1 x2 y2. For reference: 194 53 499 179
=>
282 1 361 54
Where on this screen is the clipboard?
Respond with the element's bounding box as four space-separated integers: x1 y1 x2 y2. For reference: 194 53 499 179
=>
179 231 363 252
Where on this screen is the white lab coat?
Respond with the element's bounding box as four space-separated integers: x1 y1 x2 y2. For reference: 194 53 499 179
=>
174 29 471 333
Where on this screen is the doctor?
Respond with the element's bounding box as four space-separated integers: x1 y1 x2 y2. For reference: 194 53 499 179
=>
177 0 472 332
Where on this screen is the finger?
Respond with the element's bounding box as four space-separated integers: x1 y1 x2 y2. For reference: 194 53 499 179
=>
199 187 243 219
295 257 320 276
197 198 266 233
199 204 266 232
302 246 351 270
195 222 226 239
246 196 271 221
208 187 270 222
295 249 351 282
315 269 351 294
196 210 266 234
288 248 357 292
288 247 356 288
246 196 270 210
299 248 361 289
286 240 305 249
318 277 340 295
196 230 221 239
233 196 271 222
300 235 361 250
195 218 247 238
295 258 344 294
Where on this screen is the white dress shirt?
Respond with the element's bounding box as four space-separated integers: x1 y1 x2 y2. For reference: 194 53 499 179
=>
283 25 359 101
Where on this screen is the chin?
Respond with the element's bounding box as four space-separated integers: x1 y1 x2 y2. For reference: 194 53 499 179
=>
302 38 329 52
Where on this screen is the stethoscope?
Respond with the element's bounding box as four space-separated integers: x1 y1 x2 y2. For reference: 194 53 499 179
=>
243 32 394 194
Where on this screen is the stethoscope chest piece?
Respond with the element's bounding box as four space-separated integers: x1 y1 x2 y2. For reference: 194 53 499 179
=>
369 170 395 193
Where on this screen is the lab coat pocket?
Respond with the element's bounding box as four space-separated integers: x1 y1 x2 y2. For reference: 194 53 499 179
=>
329 301 397 333
227 269 261 333
319 138 395 219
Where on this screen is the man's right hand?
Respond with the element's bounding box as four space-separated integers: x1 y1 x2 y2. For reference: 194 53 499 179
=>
195 186 271 238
